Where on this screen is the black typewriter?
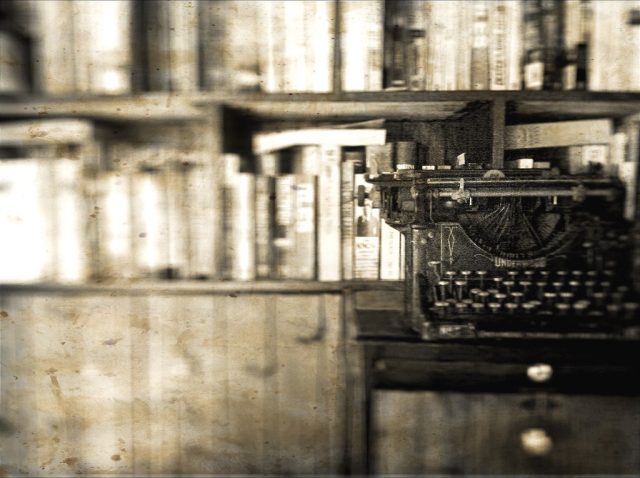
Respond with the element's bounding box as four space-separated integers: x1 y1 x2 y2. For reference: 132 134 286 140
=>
368 167 640 340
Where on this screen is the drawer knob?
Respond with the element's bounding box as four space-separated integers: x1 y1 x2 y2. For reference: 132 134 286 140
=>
520 428 553 456
527 363 553 383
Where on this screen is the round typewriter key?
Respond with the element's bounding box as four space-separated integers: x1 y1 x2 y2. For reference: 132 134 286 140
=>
503 280 515 294
438 280 449 300
622 302 639 321
592 291 606 307
445 271 457 284
556 271 568 281
571 270 583 278
508 271 519 279
603 270 615 279
477 291 490 304
476 270 487 288
539 271 550 278
461 270 472 282
600 281 612 293
488 302 501 314
611 292 624 305
552 281 564 292
454 280 466 300
573 301 588 317
493 276 504 288
524 270 535 279
606 304 622 318
543 292 557 308
555 303 570 316
462 298 474 305
536 281 548 301
586 270 598 278
559 292 574 304
617 285 630 295
470 288 481 300
433 301 450 317
493 292 507 304
584 280 596 296
471 302 484 313
455 302 469 313
522 303 535 315
505 302 518 314
487 288 499 296
519 280 532 296
511 291 524 304
569 280 580 293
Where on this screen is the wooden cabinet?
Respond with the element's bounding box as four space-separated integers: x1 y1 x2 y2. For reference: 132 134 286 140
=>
0 289 345 475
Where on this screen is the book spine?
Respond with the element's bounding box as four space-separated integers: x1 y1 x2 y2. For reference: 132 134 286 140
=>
168 0 199 92
283 0 306 92
407 0 427 91
540 0 563 90
31 0 76 94
505 119 613 150
523 0 544 90
80 0 133 95
365 0 384 91
442 1 458 91
261 0 286 92
399 232 406 281
471 1 490 90
318 145 342 281
198 0 225 90
428 1 446 91
233 173 256 281
292 173 316 280
307 0 335 93
0 31 29 95
145 0 173 91
455 1 473 90
340 157 356 280
255 154 278 279
166 159 190 278
629 2 640 91
506 0 523 90
274 174 295 278
562 0 581 90
354 170 380 280
385 0 407 89
379 221 401 281
489 0 508 90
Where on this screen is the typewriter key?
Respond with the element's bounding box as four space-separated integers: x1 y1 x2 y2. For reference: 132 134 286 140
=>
552 281 564 293
445 271 457 287
557 270 568 279
611 292 624 305
493 276 504 288
600 281 612 293
488 302 501 314
524 270 535 279
606 304 622 318
560 292 574 304
433 301 450 317
623 302 639 320
454 280 466 300
592 291 606 307
586 270 598 278
455 302 469 313
507 271 519 279
543 292 557 308
603 270 615 279
476 270 487 288
511 291 524 304
437 280 449 300
571 270 583 279
536 281 548 300
477 291 490 304
539 270 550 278
487 288 499 296
555 303 570 316
505 303 518 314
584 280 596 296
573 301 588 317
522 303 535 315
519 280 532 296
569 280 580 293
470 288 481 301
461 270 472 282
503 280 515 294
472 302 485 314
493 293 507 304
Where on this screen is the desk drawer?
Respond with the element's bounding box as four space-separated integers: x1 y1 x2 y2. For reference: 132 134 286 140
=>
372 391 640 475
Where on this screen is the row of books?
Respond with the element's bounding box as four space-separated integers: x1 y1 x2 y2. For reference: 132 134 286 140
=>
3 1 639 97
379 0 640 91
0 119 407 283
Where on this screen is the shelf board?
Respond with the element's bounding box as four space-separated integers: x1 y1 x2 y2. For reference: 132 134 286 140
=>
2 90 640 121
0 280 402 296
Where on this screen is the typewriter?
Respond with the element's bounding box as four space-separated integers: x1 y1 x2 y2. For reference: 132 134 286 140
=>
368 165 640 340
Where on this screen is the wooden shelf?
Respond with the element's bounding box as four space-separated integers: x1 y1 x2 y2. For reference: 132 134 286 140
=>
0 280 403 296
2 91 640 122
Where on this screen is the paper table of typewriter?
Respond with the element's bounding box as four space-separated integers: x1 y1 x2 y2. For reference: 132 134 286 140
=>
368 168 640 339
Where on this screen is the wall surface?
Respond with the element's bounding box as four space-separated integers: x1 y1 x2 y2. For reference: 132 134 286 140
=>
0 292 345 475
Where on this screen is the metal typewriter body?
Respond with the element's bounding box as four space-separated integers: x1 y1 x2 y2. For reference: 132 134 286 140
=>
369 168 640 340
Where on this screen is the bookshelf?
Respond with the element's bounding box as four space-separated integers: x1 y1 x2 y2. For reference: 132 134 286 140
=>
2 0 640 475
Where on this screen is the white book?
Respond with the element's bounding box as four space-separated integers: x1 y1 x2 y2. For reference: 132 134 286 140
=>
283 0 306 92
379 221 401 280
442 2 459 91
232 174 256 281
73 0 132 95
455 2 473 90
259 0 286 92
341 156 356 280
619 161 638 221
166 160 189 278
0 32 28 95
53 158 88 282
253 128 386 155
341 0 383 91
428 1 447 91
0 119 95 145
318 145 341 281
168 0 199 92
306 0 335 93
399 233 406 281
0 159 55 283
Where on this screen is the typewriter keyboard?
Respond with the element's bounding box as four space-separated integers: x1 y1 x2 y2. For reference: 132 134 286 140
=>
427 269 639 320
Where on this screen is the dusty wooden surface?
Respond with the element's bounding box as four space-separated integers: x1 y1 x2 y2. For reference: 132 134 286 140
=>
0 292 345 475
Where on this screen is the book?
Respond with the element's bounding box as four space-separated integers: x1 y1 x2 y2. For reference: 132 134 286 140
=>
0 30 29 95
406 0 427 91
318 145 342 281
379 221 402 281
291 147 318 279
341 150 364 280
540 0 563 90
283 0 306 92
455 1 473 90
253 128 386 155
505 119 613 150
471 1 490 90
305 0 335 93
255 154 278 279
274 156 295 279
384 0 408 89
505 0 522 90
258 0 285 92
366 143 394 177
523 0 544 90
489 1 508 91
341 0 384 91
353 170 380 279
